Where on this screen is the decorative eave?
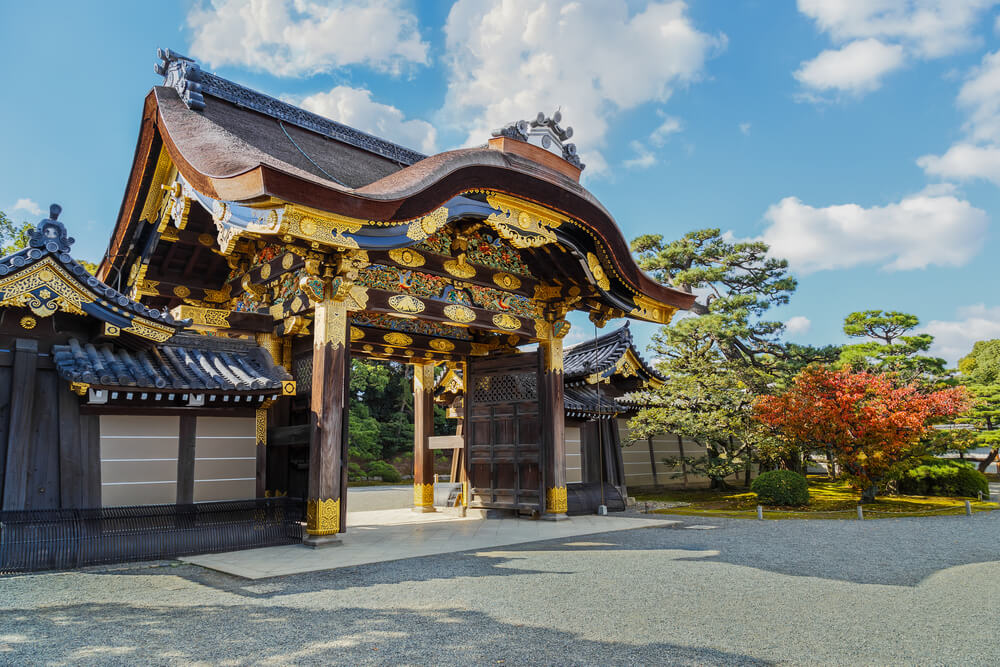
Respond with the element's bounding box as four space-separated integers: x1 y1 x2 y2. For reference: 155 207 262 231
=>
101 51 695 326
1 207 188 343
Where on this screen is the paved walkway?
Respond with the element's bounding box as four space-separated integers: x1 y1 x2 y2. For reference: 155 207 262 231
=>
181 510 672 579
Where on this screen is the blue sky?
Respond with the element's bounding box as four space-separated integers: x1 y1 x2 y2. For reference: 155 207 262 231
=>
2 1 1000 364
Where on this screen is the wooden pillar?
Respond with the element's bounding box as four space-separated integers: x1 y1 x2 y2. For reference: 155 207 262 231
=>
176 415 197 504
2 338 37 511
255 408 267 498
539 325 569 519
412 362 436 512
305 295 349 547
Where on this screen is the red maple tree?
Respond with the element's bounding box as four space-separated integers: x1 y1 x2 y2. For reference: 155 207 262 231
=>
754 366 969 501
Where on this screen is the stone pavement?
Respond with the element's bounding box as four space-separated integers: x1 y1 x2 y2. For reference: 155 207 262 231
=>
181 510 673 579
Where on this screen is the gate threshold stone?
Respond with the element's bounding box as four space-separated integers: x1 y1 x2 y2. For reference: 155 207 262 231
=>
180 511 675 580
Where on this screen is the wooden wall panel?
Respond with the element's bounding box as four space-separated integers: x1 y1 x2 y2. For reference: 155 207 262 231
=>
565 426 582 484
100 415 179 506
193 417 255 502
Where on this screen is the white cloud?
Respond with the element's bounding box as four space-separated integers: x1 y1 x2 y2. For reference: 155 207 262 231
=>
187 0 428 77
442 0 724 173
623 141 657 169
798 0 996 57
794 38 905 95
918 49 1000 185
11 198 42 216
923 304 1000 364
650 115 682 145
918 143 1000 185
297 86 437 153
759 188 988 274
785 316 812 336
739 122 751 135
795 0 998 98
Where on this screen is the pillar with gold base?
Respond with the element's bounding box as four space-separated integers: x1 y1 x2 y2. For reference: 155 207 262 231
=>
539 320 570 520
412 362 437 512
304 291 350 547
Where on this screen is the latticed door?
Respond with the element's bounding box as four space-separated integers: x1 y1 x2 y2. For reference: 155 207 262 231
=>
465 353 541 511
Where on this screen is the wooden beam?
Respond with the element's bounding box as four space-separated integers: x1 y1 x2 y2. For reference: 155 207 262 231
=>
367 249 538 298
176 415 197 504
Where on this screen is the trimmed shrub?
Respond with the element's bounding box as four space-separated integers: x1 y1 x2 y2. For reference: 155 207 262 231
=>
751 470 810 506
366 460 403 483
898 459 988 498
348 461 366 481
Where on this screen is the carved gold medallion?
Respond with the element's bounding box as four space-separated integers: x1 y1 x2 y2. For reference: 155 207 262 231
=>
429 338 455 352
383 332 413 346
282 253 295 270
350 326 364 341
443 304 475 323
388 294 425 314
492 313 521 330
493 272 521 290
389 247 425 268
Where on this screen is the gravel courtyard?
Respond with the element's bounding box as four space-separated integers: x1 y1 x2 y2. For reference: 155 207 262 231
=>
3 512 1000 665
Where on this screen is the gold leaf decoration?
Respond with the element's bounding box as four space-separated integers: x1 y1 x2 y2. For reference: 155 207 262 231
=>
429 338 455 352
383 332 413 346
492 313 521 330
484 192 563 248
172 285 191 298
388 294 425 314
443 254 476 279
586 252 611 290
388 247 425 268
282 253 295 270
443 304 475 323
350 326 364 341
19 316 36 330
493 272 522 290
259 263 271 280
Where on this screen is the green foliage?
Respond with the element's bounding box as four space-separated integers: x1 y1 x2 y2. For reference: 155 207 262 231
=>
0 210 33 255
347 462 366 481
838 310 948 384
751 470 810 506
629 228 796 483
951 339 1000 469
631 228 796 370
365 460 402 483
898 459 989 498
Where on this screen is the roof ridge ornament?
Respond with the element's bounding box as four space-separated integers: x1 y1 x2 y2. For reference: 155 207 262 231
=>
155 48 205 111
29 204 73 254
491 110 585 171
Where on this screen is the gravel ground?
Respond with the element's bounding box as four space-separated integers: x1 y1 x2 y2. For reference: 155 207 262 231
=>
3 512 1000 665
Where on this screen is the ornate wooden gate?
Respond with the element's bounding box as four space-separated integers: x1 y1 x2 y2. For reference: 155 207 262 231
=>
465 353 542 511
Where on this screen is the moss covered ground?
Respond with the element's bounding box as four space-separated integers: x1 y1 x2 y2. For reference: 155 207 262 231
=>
634 476 997 519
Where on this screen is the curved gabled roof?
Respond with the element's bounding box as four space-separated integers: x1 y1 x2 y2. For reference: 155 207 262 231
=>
103 51 695 321
563 322 663 386
0 209 187 343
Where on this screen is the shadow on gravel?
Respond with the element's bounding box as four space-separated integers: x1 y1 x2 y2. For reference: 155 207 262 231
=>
497 515 1000 587
0 602 771 665
80 553 575 599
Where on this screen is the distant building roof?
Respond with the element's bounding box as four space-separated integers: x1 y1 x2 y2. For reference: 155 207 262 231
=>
563 322 662 386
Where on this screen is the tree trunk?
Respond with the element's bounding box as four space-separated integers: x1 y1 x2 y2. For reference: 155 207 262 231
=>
978 448 998 473
860 485 878 503
647 436 659 487
826 445 836 480
677 434 687 490
744 441 752 488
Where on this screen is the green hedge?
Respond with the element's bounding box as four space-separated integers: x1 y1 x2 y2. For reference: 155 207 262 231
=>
366 460 403 483
898 459 988 498
751 470 810 506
